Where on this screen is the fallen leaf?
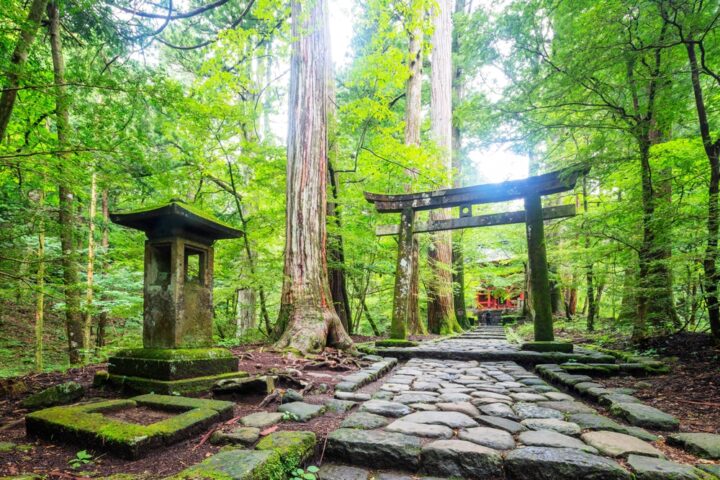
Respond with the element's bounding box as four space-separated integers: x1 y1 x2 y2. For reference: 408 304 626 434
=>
260 425 278 436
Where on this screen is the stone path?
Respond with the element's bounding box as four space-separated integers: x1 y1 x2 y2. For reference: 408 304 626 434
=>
373 326 615 365
321 327 715 480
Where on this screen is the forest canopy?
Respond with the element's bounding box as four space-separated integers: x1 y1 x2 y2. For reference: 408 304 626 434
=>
1 0 720 374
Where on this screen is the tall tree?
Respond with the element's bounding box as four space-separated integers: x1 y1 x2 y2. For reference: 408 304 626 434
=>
451 0 468 328
427 0 462 334
403 0 426 335
660 0 720 340
48 0 84 364
0 0 49 141
326 6 353 333
274 0 353 353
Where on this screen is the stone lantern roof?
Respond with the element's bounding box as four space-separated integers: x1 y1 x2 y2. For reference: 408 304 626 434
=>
110 199 242 242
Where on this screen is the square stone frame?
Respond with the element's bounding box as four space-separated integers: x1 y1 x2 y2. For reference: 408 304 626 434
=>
25 394 234 459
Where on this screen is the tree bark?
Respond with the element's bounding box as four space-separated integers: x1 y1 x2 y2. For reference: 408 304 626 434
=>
34 187 45 371
0 0 49 141
275 0 353 353
625 35 678 339
48 1 83 364
96 189 109 348
583 176 596 332
685 40 720 340
236 288 256 336
427 0 461 334
403 11 425 335
83 171 97 360
451 0 468 328
327 160 352 332
326 34 352 332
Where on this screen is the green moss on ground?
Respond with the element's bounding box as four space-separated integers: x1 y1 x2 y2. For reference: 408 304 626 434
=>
112 348 234 360
106 371 248 395
375 339 419 348
133 394 233 415
169 449 284 480
26 395 230 459
20 382 84 410
255 431 316 472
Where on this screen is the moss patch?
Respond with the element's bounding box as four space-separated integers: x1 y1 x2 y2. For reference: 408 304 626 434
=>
375 339 418 348
20 382 84 410
112 348 234 360
560 363 620 376
170 449 284 480
133 393 233 417
255 431 316 471
25 395 232 459
106 371 248 395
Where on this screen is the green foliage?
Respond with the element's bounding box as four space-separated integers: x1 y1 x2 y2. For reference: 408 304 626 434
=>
281 410 299 422
289 465 319 480
68 450 93 469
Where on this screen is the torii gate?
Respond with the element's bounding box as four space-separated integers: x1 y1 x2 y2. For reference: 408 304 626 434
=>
364 167 586 348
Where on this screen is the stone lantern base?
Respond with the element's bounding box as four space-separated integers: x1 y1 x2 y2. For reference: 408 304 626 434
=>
104 347 248 395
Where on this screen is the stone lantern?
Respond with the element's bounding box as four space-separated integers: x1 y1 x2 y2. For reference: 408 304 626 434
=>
105 200 248 394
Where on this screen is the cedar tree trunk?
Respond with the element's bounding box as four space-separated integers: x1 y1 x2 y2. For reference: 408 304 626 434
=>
275 0 353 353
404 16 425 335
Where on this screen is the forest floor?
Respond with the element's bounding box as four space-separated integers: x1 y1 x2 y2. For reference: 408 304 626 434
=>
1 322 718 478
0 344 390 478
554 325 720 435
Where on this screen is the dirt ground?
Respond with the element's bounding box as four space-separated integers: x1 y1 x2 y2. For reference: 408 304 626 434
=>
0 344 380 479
602 332 720 435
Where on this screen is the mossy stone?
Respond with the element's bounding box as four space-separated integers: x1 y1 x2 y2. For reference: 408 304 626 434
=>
521 341 574 353
133 393 234 416
255 431 316 471
25 395 232 459
375 340 419 348
109 348 237 381
21 382 84 410
170 449 284 480
106 370 248 395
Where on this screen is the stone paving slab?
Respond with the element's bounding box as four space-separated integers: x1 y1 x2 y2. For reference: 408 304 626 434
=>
325 327 706 479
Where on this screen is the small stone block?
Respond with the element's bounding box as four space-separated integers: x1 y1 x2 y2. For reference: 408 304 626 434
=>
255 431 316 470
668 433 720 460
240 412 284 429
210 427 260 446
277 402 325 422
326 428 422 470
340 412 389 430
521 342 574 353
421 439 503 479
318 464 370 480
20 382 84 410
324 399 356 413
169 449 283 479
581 431 663 458
610 402 680 431
627 454 706 480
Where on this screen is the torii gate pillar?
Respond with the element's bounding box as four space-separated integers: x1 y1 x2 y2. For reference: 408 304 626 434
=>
524 193 554 341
